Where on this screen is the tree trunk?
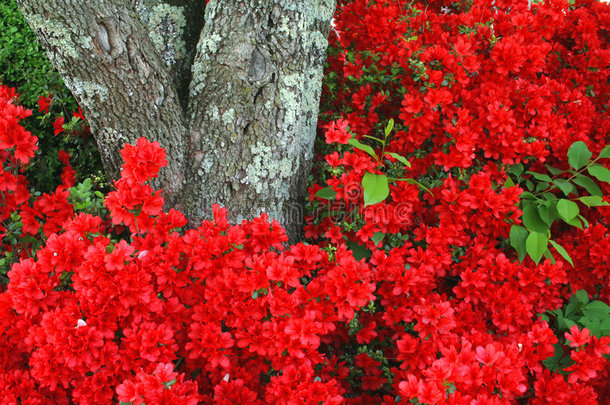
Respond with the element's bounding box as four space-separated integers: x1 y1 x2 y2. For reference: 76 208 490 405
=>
15 0 335 241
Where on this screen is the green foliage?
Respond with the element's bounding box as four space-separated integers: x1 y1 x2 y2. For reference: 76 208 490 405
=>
0 0 106 193
509 141 610 265
0 0 65 107
362 172 389 206
68 178 107 217
541 290 610 373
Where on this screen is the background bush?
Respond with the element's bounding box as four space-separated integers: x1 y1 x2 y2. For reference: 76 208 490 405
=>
0 0 104 193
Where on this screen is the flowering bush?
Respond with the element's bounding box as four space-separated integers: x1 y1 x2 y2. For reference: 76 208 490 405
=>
1 0 610 403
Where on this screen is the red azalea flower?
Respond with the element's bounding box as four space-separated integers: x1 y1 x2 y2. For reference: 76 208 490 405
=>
53 116 65 135
565 325 591 348
325 119 352 144
37 94 52 113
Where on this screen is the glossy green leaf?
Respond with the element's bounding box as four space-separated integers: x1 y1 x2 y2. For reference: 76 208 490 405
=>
522 203 549 233
346 239 372 261
507 163 524 177
504 176 515 188
526 231 548 264
371 232 385 245
578 214 589 228
384 119 394 137
544 249 556 264
348 138 378 161
527 171 553 182
582 301 610 319
567 141 592 170
552 179 576 196
578 196 609 207
545 165 564 176
535 182 550 193
519 191 536 200
401 178 434 196
538 201 558 226
572 174 602 197
362 172 389 206
557 199 579 222
315 186 336 200
563 215 583 229
385 152 411 168
510 225 528 262
549 240 574 267
587 164 610 183
579 317 604 338
574 289 589 305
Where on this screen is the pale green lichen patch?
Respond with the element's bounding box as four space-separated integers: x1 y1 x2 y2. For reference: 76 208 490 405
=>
146 4 187 67
24 14 80 60
245 141 297 206
64 78 109 116
221 108 235 125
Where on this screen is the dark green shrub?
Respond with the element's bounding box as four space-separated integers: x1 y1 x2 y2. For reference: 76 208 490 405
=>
0 0 105 192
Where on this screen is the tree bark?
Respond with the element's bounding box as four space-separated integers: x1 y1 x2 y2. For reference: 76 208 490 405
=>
15 0 335 241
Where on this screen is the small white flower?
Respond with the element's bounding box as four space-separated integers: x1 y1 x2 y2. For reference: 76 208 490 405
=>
222 373 230 382
76 319 87 328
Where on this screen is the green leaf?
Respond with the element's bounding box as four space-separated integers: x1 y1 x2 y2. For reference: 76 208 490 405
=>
538 201 557 226
504 176 515 188
346 239 372 261
579 317 603 338
507 163 524 177
567 141 592 170
574 289 589 305
348 138 378 161
549 240 574 267
578 214 589 228
552 179 576 196
598 145 610 159
544 249 556 264
519 191 536 200
315 186 336 200
526 231 548 264
362 135 385 144
163 378 177 389
572 174 602 197
362 172 389 206
535 182 550 193
587 164 610 183
402 178 434 196
384 119 394 137
557 199 579 222
385 152 411 168
564 300 581 319
527 171 553 182
563 215 583 229
522 203 549 233
582 301 610 319
557 314 577 331
371 232 385 245
543 343 566 372
578 196 609 207
510 225 528 262
545 165 564 176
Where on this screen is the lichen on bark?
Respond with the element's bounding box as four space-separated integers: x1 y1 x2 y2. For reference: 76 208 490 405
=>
15 0 336 242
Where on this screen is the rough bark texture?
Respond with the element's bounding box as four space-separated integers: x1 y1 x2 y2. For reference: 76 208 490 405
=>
15 0 188 207
15 0 335 241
